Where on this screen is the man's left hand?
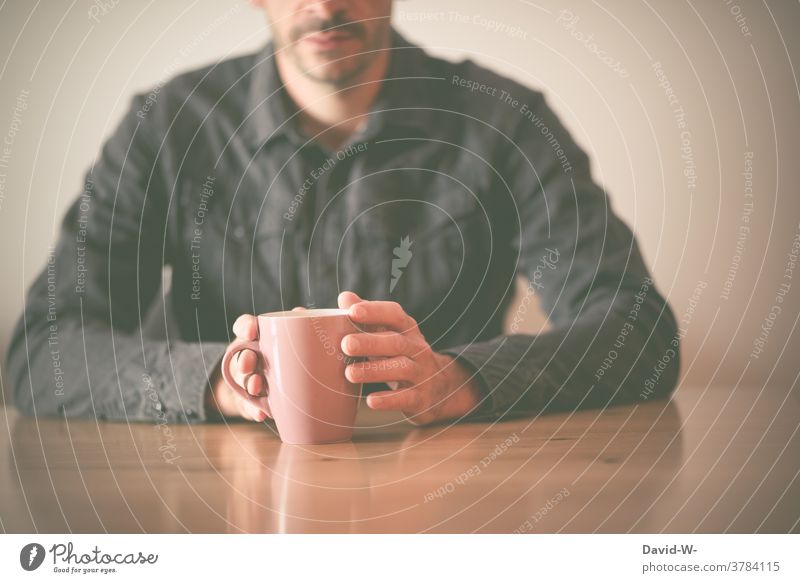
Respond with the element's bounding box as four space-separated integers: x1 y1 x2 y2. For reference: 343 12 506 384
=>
338 291 484 425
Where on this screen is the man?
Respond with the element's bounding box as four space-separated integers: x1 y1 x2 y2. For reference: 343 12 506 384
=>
6 0 679 426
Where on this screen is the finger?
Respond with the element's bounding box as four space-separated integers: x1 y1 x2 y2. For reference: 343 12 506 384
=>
366 388 422 411
347 301 417 333
234 349 259 376
230 350 261 394
240 398 267 422
233 314 259 340
237 393 271 420
345 357 417 384
342 331 417 358
291 306 307 311
244 373 267 397
337 290 363 310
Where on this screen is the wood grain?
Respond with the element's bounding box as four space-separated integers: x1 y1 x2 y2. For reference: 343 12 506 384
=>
1 385 797 533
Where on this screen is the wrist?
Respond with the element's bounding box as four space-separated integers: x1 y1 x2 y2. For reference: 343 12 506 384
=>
439 354 483 416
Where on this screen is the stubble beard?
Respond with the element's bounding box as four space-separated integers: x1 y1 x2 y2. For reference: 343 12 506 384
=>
281 26 391 88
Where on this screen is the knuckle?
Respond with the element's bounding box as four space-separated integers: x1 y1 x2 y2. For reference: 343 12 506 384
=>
405 314 419 331
394 334 408 354
405 359 421 379
415 341 433 358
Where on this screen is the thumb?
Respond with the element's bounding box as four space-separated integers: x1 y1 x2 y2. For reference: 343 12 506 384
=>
338 290 363 310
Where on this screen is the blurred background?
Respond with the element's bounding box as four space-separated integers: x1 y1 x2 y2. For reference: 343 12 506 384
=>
0 0 798 403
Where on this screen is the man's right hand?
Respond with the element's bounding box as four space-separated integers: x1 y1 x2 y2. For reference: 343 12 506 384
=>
206 314 272 422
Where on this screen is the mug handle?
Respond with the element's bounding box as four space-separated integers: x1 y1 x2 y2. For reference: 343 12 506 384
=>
221 338 272 418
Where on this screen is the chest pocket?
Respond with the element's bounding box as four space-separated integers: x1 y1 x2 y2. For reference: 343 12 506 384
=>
345 171 493 335
176 175 300 316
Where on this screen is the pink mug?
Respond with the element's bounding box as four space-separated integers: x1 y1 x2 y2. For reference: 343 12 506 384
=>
221 309 363 444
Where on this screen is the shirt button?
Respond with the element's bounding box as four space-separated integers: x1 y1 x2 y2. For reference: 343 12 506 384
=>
155 401 163 411
233 226 245 239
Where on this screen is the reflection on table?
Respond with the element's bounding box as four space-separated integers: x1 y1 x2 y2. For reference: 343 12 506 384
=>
1 385 798 533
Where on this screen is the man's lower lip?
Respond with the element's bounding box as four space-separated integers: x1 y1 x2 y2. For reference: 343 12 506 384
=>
301 31 357 49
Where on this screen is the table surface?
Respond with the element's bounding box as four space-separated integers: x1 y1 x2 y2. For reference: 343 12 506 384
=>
1 385 798 533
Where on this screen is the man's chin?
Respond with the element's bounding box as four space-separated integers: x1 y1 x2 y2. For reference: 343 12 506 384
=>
300 58 369 87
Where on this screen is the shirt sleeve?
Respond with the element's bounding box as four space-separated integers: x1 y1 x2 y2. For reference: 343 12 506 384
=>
442 92 680 418
5 93 227 424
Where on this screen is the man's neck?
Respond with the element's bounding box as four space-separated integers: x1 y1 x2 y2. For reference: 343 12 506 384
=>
276 52 390 152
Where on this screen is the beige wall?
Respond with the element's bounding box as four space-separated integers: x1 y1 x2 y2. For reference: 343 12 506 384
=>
1 0 798 403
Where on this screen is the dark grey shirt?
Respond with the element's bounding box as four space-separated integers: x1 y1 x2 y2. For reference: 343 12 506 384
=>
6 31 679 424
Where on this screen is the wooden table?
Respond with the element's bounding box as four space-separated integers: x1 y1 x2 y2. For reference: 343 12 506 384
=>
1 385 798 533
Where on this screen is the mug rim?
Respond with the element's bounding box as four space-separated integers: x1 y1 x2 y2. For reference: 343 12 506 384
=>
259 308 348 319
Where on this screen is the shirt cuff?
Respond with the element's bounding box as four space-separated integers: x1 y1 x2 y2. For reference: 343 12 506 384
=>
146 341 228 424
441 337 551 419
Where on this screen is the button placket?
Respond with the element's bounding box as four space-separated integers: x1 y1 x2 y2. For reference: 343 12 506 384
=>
308 148 357 307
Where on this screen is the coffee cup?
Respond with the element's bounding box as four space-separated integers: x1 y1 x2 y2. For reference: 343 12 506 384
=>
221 309 362 444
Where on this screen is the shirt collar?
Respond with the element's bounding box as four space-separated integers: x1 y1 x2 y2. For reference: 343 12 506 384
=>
244 29 440 149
